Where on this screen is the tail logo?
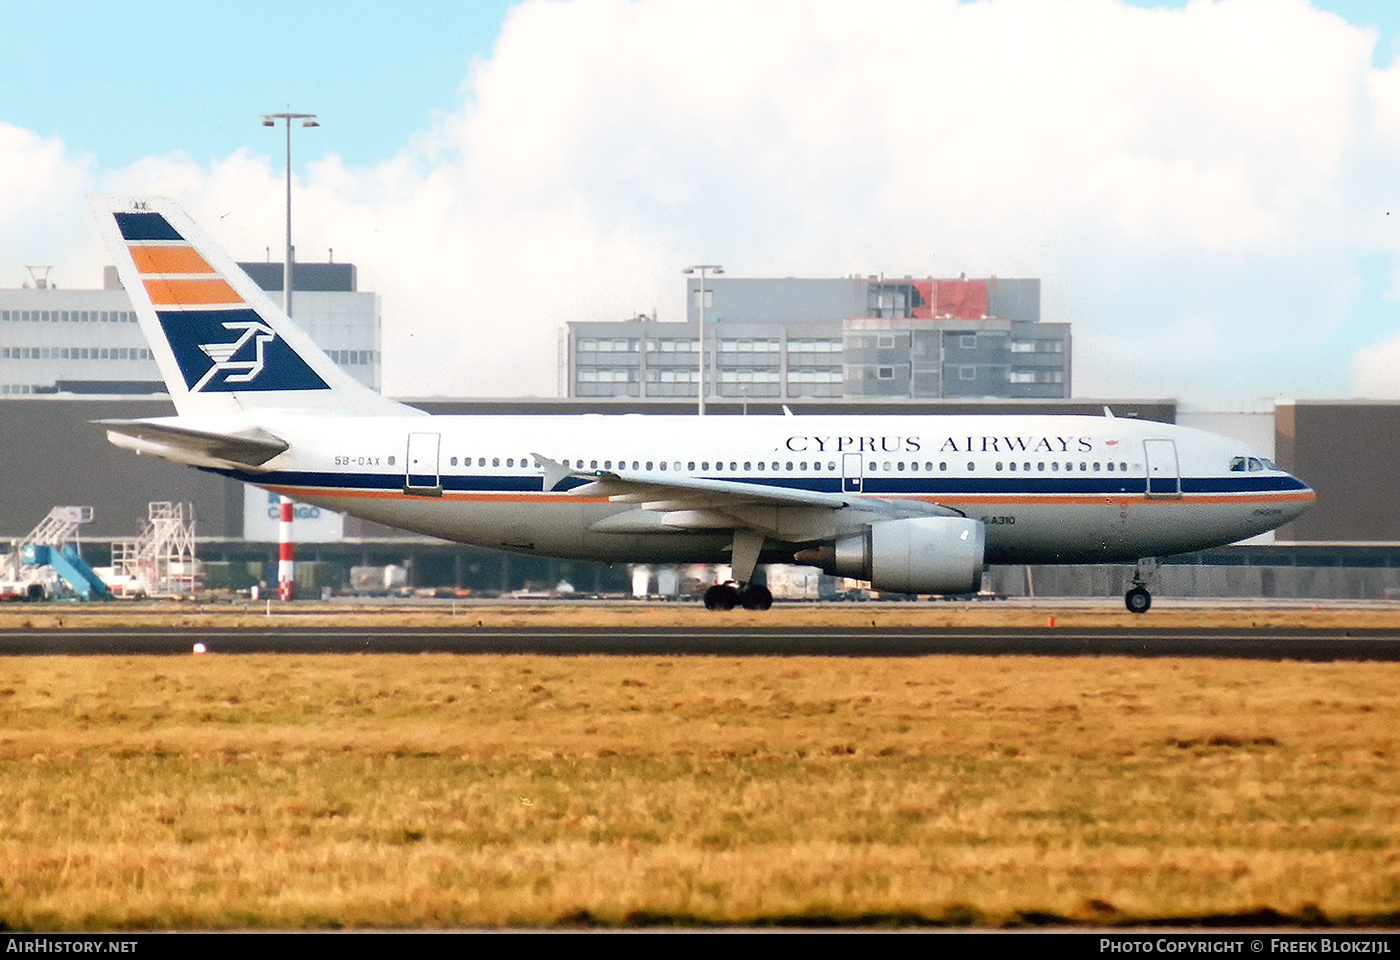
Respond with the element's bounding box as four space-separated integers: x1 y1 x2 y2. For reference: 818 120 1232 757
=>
194 319 277 391
159 309 329 393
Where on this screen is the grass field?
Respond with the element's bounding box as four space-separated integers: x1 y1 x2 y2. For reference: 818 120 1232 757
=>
1 646 1399 929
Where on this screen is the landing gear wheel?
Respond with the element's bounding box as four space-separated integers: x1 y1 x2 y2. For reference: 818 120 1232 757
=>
1125 586 1152 614
704 583 740 611
739 584 773 611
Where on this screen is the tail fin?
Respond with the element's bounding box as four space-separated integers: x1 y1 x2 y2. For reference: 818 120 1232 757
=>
89 196 411 417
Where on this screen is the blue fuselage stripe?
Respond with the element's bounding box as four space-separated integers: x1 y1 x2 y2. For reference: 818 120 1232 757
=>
216 468 1309 498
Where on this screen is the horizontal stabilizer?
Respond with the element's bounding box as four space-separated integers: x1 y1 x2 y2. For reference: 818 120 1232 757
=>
98 419 289 468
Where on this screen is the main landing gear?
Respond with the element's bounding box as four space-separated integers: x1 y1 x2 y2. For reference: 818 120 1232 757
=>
705 528 772 611
704 582 773 611
1124 557 1159 614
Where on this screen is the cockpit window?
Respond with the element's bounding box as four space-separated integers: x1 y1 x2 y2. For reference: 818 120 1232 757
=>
1231 455 1280 472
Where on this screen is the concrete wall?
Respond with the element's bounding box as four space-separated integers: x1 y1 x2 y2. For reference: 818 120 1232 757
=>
987 563 1400 601
0 397 238 539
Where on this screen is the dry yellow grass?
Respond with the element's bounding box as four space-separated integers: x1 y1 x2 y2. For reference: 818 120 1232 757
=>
1 652 1398 928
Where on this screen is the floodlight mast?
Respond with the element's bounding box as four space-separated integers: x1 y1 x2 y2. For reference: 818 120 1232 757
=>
261 109 319 318
260 109 318 604
682 264 723 415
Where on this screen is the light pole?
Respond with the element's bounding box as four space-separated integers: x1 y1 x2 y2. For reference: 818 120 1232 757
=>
261 108 318 602
261 108 319 318
682 264 722 416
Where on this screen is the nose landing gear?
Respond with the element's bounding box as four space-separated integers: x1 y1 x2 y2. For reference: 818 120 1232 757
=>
1124 557 1159 614
1125 585 1152 614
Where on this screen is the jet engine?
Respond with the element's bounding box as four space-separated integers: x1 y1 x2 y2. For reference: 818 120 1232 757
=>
795 516 985 595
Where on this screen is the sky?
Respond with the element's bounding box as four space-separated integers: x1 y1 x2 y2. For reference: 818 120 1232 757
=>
6 0 1400 405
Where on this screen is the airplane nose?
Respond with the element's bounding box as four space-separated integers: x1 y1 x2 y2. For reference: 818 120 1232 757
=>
1285 475 1316 520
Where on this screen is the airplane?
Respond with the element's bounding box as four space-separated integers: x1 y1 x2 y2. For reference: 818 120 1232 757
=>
88 196 1315 613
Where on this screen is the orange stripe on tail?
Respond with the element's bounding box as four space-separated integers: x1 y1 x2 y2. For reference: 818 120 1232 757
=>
142 277 244 306
129 245 215 275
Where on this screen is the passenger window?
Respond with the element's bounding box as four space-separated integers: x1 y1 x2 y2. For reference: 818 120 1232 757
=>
647 461 655 470
743 462 751 470
604 460 612 469
967 461 975 471
689 462 696 471
478 458 485 467
939 462 948 471
995 462 1003 471
591 460 598 469
786 462 793 471
730 462 738 471
450 457 458 466
1008 461 1016 472
1106 462 1114 472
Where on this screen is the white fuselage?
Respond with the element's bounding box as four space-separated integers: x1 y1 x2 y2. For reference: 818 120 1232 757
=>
183 412 1313 566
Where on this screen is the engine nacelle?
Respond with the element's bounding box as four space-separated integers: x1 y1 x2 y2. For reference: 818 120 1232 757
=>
802 516 985 595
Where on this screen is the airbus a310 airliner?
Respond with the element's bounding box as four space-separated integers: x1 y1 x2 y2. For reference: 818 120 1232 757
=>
89 197 1314 612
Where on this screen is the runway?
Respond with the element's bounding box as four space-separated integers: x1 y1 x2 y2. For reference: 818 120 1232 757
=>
4 624 1400 659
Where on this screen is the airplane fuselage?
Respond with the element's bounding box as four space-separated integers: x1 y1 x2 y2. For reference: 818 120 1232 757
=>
179 411 1313 567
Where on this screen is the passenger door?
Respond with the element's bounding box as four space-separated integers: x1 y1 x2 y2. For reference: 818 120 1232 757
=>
405 432 442 496
1144 438 1181 499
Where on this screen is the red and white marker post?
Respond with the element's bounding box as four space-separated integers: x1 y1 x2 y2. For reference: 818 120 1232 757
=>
278 495 295 601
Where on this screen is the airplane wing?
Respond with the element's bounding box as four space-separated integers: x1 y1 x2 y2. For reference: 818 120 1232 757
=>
533 453 961 540
98 419 289 470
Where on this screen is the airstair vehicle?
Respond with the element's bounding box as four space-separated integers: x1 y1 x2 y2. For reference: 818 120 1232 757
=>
0 507 111 601
108 502 200 598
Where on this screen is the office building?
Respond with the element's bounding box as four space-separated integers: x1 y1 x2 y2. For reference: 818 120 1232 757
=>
565 275 1069 402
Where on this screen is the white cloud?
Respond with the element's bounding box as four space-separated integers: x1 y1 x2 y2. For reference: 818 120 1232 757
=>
0 123 98 288
6 0 1400 402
